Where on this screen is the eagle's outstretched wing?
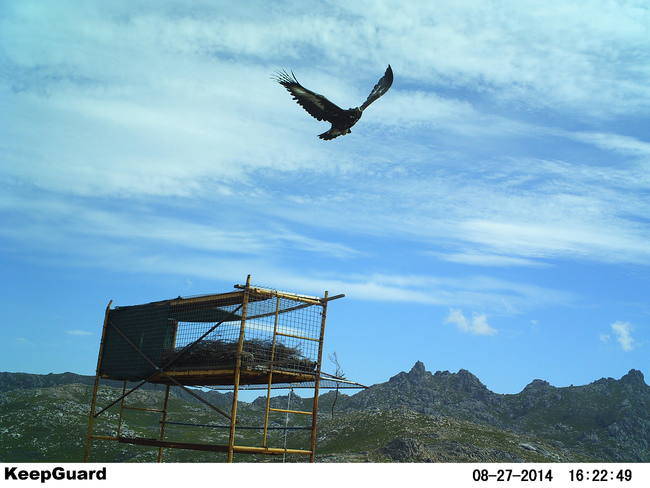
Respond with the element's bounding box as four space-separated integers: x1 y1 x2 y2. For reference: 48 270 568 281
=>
360 65 393 111
273 70 345 122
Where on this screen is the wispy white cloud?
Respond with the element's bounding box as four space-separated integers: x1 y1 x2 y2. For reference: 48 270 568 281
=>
0 191 359 260
0 198 574 312
458 218 650 265
338 1 650 115
257 160 650 266
611 321 635 352
445 309 497 336
567 132 650 158
65 329 93 336
433 251 547 267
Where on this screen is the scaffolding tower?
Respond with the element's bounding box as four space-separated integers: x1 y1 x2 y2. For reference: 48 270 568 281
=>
83 276 364 462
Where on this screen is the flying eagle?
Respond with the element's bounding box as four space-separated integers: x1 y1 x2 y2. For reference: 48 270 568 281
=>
274 65 394 140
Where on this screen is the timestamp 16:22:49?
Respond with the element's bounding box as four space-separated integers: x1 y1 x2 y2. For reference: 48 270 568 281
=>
569 469 632 482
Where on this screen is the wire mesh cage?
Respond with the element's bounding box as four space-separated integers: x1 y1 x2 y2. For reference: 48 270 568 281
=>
98 286 326 387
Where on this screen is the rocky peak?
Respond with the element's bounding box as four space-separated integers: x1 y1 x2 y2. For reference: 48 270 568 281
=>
429 369 490 399
453 369 487 391
457 368 478 379
522 379 552 392
388 361 430 383
620 369 646 387
409 361 427 378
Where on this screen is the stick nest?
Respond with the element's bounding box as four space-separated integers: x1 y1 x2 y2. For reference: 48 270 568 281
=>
162 339 316 373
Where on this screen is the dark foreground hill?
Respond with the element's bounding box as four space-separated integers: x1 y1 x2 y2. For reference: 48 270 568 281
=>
0 363 648 462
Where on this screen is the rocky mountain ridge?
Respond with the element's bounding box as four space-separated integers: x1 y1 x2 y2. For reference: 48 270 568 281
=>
1 363 648 462
328 362 650 461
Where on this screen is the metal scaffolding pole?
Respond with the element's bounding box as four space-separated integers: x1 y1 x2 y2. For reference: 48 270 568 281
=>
116 380 127 437
83 300 112 462
226 274 251 463
262 294 281 448
157 385 171 462
310 291 328 462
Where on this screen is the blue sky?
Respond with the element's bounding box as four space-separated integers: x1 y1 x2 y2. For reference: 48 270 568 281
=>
1 0 649 394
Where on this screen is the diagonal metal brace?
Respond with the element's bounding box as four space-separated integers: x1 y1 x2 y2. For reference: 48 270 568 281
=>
93 305 243 420
94 320 232 420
